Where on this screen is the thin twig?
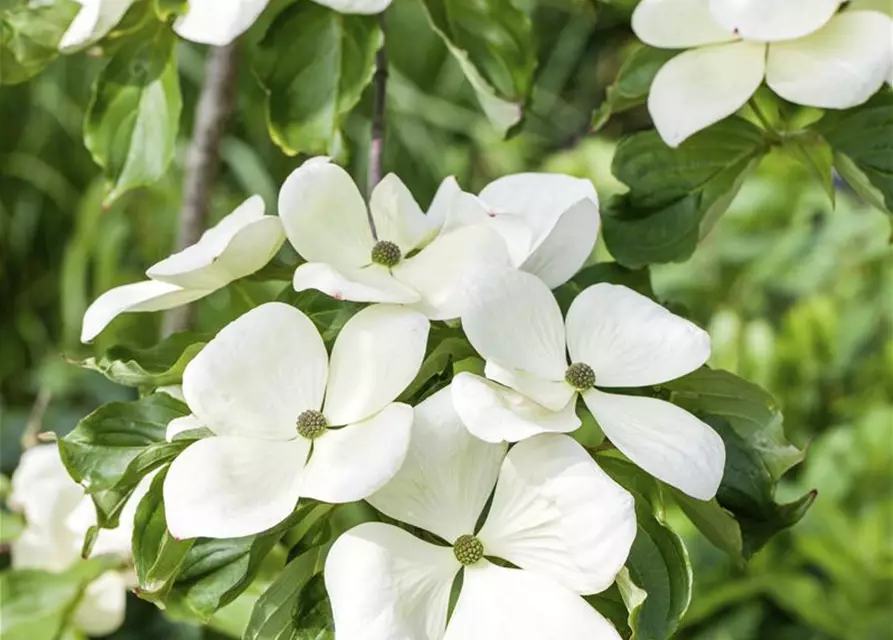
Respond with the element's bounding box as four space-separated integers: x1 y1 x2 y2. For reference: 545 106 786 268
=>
162 41 240 336
367 16 388 238
20 388 52 450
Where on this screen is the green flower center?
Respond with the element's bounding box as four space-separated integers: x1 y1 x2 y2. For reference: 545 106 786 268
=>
453 534 484 566
296 410 327 440
371 240 402 267
565 362 596 390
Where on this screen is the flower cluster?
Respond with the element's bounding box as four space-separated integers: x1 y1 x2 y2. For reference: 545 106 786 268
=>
71 157 727 636
633 0 893 146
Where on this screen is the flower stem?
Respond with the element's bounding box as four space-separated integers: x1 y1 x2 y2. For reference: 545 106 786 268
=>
367 15 388 238
748 98 781 141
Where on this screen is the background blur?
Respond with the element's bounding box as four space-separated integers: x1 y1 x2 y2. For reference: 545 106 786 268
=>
1 1 891 638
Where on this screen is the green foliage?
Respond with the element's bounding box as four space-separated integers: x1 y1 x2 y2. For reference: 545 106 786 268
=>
0 0 79 85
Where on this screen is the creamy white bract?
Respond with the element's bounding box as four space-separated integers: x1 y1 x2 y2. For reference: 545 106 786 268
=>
454 268 726 500
632 0 893 146
325 387 637 640
162 301 429 539
80 195 284 343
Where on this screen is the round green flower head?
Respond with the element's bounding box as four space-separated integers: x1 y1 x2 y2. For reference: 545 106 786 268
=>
453 534 484 566
296 410 327 440
371 240 402 267
565 362 596 390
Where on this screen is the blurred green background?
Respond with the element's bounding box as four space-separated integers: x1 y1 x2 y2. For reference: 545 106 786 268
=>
1 1 891 638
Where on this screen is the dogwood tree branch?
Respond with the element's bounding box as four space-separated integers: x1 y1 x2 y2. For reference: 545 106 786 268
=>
367 16 388 237
162 41 239 336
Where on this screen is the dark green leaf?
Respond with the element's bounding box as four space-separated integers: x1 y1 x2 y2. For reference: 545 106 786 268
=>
84 23 182 203
398 326 476 402
604 117 768 267
670 491 743 560
0 0 79 85
815 92 893 213
74 331 211 388
254 4 381 156
782 131 835 204
591 45 676 131
418 0 535 135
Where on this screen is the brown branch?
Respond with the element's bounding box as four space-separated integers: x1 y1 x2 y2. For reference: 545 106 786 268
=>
366 16 388 237
20 388 51 450
162 41 239 336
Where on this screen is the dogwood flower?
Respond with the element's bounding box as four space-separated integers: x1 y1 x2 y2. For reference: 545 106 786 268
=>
325 386 636 640
59 0 136 50
8 445 148 636
162 301 428 539
278 157 510 320
80 195 284 343
453 268 725 500
173 0 393 46
441 173 601 288
632 0 893 146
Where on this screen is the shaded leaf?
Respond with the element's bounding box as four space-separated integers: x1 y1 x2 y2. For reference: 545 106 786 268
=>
0 0 79 85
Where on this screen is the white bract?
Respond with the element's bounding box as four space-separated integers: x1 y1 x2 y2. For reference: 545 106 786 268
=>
162 301 428 539
173 0 393 46
278 157 510 320
59 0 136 50
325 387 636 640
80 195 284 343
8 445 148 636
444 173 601 288
454 268 726 500
632 0 893 146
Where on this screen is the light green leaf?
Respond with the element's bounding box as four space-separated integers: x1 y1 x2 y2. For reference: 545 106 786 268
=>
0 0 79 85
782 131 835 205
84 23 182 203
671 491 743 560
604 117 768 268
418 0 535 135
0 509 25 543
254 3 381 156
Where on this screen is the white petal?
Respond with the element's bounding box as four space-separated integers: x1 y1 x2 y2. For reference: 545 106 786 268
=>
312 0 392 14
461 268 567 379
278 158 374 269
173 0 270 45
10 446 85 541
708 0 841 41
147 196 284 290
485 361 577 412
325 522 458 640
424 175 460 234
81 281 210 343
369 386 506 543
300 403 413 503
565 283 711 387
165 415 204 441
520 198 600 288
183 303 327 440
369 173 437 253
293 262 421 304
648 42 766 147
766 12 893 109
72 572 127 636
393 225 512 320
583 390 726 500
478 435 635 595
444 562 622 640
163 436 309 539
60 0 136 50
632 0 736 48
323 305 429 425
452 373 580 444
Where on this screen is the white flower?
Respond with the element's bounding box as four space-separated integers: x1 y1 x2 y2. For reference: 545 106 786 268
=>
80 195 284 343
173 0 393 46
59 0 136 51
278 157 510 320
162 301 428 539
442 173 601 288
453 268 726 500
632 0 893 146
325 386 637 640
8 445 149 637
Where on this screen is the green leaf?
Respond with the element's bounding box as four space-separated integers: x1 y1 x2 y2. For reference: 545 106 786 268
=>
254 3 381 156
243 545 331 640
74 331 211 388
555 261 654 313
0 508 25 543
153 0 187 20
671 491 743 560
398 326 476 402
591 45 676 132
84 22 182 203
58 393 191 528
0 0 79 85
418 0 535 135
815 92 893 213
782 131 835 204
604 117 768 268
0 556 120 640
